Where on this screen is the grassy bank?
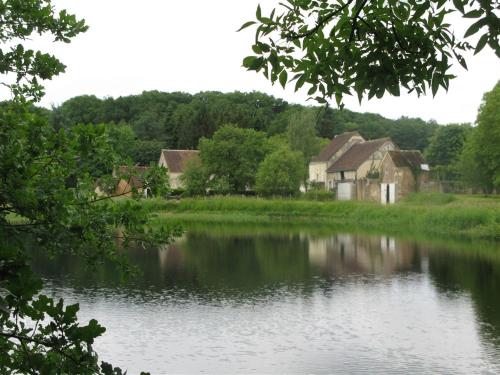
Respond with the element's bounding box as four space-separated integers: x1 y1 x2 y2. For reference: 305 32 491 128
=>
141 193 500 241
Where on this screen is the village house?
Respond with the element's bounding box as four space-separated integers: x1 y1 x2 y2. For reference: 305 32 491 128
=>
114 165 150 197
158 149 200 189
379 150 430 204
308 131 365 188
326 138 396 200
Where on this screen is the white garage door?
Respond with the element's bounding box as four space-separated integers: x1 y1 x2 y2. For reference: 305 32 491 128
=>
337 182 353 201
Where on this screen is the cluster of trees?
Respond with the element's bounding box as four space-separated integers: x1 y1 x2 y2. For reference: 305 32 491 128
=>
46 85 499 195
46 90 440 166
181 122 314 197
424 81 500 193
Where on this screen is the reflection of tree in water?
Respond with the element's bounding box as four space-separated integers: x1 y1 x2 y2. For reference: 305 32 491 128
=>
428 250 500 349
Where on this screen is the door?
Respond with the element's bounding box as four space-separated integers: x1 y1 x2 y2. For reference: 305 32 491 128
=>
381 183 395 204
337 182 353 201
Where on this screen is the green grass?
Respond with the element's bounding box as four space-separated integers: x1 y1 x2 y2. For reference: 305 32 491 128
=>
138 193 500 241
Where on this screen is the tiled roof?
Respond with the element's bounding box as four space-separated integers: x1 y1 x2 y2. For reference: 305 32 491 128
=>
387 150 425 170
311 131 362 162
327 138 392 173
160 150 200 173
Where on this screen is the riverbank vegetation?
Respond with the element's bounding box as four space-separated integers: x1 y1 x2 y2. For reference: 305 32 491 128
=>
141 194 500 241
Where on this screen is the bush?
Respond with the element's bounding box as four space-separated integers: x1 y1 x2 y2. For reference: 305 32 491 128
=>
301 190 335 201
255 148 305 196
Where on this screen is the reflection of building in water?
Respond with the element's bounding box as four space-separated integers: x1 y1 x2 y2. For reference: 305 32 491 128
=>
308 234 423 276
157 234 187 272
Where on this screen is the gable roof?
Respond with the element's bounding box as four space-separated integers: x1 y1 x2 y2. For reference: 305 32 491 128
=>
160 150 199 173
327 138 392 173
311 131 362 162
387 150 425 170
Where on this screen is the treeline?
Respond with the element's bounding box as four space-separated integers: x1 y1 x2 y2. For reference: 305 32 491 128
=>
47 90 439 161
42 87 498 194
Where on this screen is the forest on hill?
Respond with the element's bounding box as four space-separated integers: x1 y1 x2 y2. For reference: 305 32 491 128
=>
45 90 442 164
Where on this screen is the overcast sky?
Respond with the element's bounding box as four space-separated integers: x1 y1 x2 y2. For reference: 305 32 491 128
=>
11 0 500 124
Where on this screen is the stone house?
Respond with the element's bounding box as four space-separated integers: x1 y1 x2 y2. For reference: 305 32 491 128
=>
379 150 430 204
158 149 200 189
308 131 365 188
325 138 396 199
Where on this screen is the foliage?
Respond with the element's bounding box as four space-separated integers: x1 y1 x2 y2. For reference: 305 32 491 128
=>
180 158 209 197
425 123 471 166
153 195 500 240
130 139 166 166
472 81 500 191
255 148 305 196
142 163 171 198
47 91 442 153
0 105 177 373
199 124 268 193
458 82 500 192
403 192 457 205
0 2 178 373
287 109 321 162
240 0 500 105
0 0 89 101
301 190 335 201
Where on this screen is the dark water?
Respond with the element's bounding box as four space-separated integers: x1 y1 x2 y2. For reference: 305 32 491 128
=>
31 226 500 374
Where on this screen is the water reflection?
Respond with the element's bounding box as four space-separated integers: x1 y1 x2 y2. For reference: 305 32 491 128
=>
30 229 500 374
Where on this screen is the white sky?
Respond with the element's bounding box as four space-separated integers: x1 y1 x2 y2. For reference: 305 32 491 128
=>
9 0 500 124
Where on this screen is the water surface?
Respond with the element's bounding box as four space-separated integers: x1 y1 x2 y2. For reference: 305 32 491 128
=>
32 226 500 374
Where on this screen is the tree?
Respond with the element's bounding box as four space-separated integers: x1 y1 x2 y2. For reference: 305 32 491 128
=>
241 0 500 105
180 158 209 196
199 124 268 192
0 2 176 373
425 123 471 166
287 109 321 162
256 148 305 196
142 163 171 198
130 139 167 165
459 81 500 191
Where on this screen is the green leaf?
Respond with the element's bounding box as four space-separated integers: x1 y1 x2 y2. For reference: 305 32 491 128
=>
243 56 264 71
279 70 288 88
294 74 307 92
431 76 439 97
256 4 262 20
452 0 465 13
474 34 488 55
464 18 487 38
237 21 256 32
463 9 483 18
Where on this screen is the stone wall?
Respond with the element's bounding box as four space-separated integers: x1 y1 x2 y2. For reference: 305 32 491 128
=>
356 178 380 202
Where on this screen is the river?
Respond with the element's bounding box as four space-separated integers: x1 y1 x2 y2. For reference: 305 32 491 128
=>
31 224 500 374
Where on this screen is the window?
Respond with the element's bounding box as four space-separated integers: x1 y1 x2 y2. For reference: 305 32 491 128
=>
340 171 345 180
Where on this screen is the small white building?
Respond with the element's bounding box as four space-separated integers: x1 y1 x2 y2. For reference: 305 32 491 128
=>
158 149 200 189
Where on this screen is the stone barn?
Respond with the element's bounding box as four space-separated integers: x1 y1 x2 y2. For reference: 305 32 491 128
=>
158 149 200 189
308 131 365 189
380 150 429 204
325 138 396 200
